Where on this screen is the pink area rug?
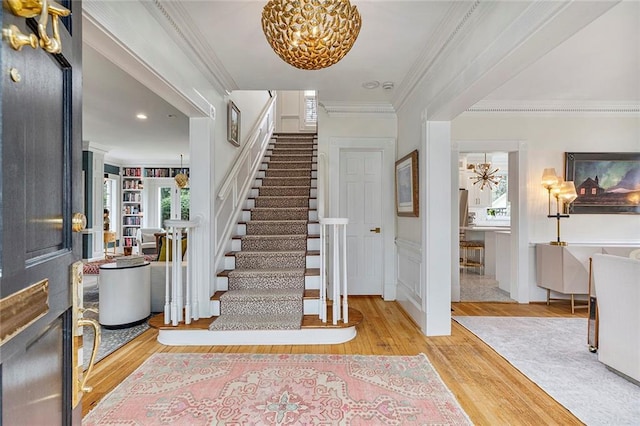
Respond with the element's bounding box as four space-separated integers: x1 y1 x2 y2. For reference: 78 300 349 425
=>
83 353 471 425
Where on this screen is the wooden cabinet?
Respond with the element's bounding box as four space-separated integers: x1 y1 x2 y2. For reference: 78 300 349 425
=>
463 170 491 207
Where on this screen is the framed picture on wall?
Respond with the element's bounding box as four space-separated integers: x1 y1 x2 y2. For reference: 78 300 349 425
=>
395 150 419 217
227 100 241 147
565 152 640 214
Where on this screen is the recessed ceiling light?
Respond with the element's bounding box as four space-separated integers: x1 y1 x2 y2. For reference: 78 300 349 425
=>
136 113 148 120
362 80 380 89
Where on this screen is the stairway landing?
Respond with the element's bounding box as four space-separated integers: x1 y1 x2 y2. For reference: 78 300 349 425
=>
149 307 362 346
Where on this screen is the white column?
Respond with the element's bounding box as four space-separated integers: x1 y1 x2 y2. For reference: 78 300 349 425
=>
189 115 216 319
422 119 452 336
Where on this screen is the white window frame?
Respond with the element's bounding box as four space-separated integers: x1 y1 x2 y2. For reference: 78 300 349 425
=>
299 90 317 131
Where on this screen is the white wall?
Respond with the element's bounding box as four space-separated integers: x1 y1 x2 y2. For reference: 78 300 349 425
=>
276 91 316 133
214 91 272 188
452 113 640 300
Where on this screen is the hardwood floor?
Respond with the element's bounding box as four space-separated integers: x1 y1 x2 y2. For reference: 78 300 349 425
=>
82 297 587 424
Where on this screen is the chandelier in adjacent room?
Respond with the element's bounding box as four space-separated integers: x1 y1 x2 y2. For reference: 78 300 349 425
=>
261 0 362 70
175 154 189 189
470 153 501 191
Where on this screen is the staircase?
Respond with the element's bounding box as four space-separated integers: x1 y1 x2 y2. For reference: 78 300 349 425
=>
210 133 319 331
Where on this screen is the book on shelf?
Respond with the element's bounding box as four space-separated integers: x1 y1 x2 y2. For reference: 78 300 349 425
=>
116 255 145 267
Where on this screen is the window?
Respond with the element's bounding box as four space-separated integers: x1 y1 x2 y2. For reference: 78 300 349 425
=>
159 186 190 227
303 90 317 125
103 176 118 231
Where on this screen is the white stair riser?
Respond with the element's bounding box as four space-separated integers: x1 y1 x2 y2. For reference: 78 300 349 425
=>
306 254 319 269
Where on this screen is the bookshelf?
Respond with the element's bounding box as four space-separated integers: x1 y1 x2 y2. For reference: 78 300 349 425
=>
120 167 190 250
122 167 143 249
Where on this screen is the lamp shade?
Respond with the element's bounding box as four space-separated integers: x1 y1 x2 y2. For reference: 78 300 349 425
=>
559 181 578 204
261 0 362 70
541 168 559 189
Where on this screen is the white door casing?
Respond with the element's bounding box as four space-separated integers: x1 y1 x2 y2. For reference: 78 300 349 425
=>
328 137 396 300
452 140 529 304
340 150 384 295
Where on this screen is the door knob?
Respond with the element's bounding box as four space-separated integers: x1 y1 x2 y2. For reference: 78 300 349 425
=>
369 227 381 233
72 212 86 232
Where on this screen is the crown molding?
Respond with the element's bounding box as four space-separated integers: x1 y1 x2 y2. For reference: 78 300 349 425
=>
82 141 111 155
319 101 396 118
466 101 640 114
144 1 237 94
392 1 482 111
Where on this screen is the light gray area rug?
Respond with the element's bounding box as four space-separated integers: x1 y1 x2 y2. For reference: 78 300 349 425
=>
82 282 149 370
454 316 640 425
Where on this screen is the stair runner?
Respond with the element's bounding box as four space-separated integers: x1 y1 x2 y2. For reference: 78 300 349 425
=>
210 134 316 330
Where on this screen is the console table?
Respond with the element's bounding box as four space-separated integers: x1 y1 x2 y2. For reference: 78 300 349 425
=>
535 243 639 313
99 262 150 328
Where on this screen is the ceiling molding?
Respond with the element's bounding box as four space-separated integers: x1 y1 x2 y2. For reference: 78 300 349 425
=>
82 141 111 155
392 1 481 110
83 1 213 117
147 1 237 94
319 102 396 118
467 101 640 114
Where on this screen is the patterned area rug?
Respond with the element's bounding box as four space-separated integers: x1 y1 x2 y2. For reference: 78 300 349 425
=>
82 282 149 370
454 316 640 425
83 353 472 425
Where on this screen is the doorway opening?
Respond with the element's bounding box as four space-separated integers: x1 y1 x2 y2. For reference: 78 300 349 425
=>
458 151 515 302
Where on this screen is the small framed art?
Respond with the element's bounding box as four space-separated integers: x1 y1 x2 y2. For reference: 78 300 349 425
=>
395 150 419 217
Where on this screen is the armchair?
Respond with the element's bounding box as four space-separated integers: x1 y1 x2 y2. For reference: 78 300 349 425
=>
592 253 640 383
135 227 164 255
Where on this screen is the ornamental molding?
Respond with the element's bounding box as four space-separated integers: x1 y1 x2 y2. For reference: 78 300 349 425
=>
392 1 481 110
466 101 640 114
319 101 396 117
145 0 237 93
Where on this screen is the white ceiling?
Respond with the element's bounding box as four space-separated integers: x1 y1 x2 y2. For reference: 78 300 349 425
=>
82 1 639 164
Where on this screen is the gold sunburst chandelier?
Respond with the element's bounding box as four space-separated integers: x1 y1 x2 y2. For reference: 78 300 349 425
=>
470 154 501 191
261 0 362 70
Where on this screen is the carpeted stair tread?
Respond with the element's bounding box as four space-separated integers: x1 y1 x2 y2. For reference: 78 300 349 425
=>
239 234 307 251
240 234 308 240
249 207 309 221
263 161 313 169
220 288 303 301
209 313 302 330
257 186 311 196
227 268 305 278
234 250 306 257
254 197 310 207
234 249 306 269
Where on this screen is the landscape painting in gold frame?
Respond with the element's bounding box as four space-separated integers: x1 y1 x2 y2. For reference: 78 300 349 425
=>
395 150 419 217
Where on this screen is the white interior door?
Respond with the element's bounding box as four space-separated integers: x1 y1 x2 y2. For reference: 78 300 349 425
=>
339 150 384 295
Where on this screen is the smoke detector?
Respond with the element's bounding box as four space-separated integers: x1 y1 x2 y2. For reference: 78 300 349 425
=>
382 81 394 90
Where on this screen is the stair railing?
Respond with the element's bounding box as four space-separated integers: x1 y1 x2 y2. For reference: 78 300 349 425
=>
317 150 327 220
164 218 199 326
319 218 349 324
214 96 276 275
